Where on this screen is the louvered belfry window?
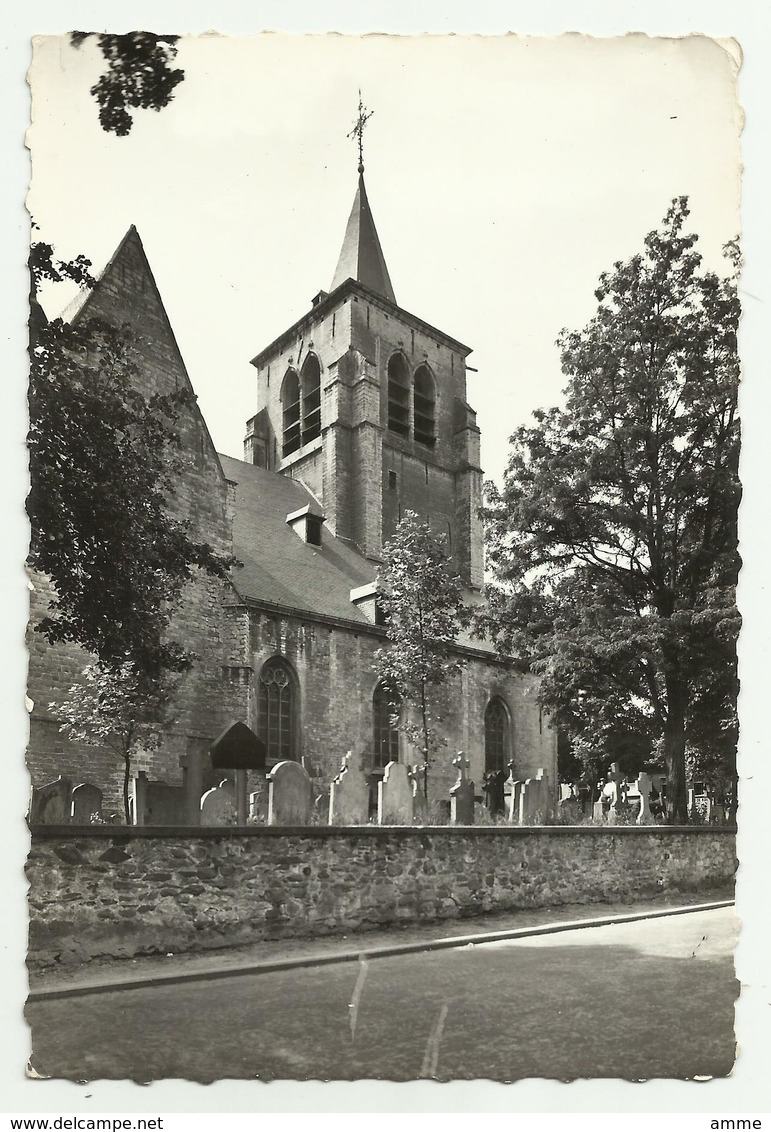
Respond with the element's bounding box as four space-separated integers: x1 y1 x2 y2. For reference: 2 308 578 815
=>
413 364 436 447
281 369 301 457
301 354 321 444
387 353 410 437
259 658 296 761
484 698 509 774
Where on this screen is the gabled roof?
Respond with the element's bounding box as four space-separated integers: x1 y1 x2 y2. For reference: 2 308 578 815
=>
330 172 396 303
218 454 375 624
53 225 231 495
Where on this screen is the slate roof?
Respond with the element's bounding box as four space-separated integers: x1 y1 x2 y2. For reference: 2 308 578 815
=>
330 172 397 304
218 454 376 624
218 454 500 657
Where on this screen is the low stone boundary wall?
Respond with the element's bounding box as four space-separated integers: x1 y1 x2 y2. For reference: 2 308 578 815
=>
27 825 736 968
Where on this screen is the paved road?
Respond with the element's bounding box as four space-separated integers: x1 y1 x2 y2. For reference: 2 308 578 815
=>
27 907 737 1083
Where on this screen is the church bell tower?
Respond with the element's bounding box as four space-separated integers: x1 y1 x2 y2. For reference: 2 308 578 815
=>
245 99 484 589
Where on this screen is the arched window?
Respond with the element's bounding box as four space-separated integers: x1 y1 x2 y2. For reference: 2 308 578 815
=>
484 697 510 774
281 369 301 457
258 658 297 762
373 683 401 768
413 364 436 447
301 354 321 445
387 353 410 437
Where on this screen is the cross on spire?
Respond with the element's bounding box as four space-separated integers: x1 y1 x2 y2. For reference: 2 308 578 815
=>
347 90 373 174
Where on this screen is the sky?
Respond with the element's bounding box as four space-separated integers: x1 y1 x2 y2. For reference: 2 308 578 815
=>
5 8 771 1113
28 32 742 487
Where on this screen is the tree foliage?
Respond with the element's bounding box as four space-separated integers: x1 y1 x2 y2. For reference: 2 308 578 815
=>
479 199 740 822
55 662 177 823
374 512 466 796
70 31 185 137
28 244 236 678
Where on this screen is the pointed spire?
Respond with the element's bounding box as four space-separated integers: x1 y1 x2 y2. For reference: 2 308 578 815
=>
330 172 396 303
330 93 396 304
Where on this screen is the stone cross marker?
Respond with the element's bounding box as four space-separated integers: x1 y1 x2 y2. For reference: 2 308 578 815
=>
635 771 654 825
408 764 428 822
450 752 475 825
378 760 413 825
200 778 237 825
70 782 103 825
30 776 73 824
328 751 369 825
453 752 470 780
268 760 313 825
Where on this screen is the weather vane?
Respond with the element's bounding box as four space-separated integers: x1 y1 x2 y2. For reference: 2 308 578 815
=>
347 90 373 174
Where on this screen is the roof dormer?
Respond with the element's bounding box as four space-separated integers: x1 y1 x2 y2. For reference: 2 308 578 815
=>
286 504 325 546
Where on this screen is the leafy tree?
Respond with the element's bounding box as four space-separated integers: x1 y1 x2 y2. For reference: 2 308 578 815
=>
373 512 466 797
70 31 185 136
55 662 177 823
28 244 236 678
480 199 740 823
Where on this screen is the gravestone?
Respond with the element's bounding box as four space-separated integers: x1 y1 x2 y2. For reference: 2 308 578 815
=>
328 751 369 825
593 780 608 822
180 744 206 825
408 764 429 822
507 779 524 824
635 771 654 825
268 760 313 825
200 778 237 825
605 762 626 824
505 760 521 824
71 782 103 825
559 782 581 823
450 753 475 825
519 768 553 824
30 776 73 824
146 781 186 825
377 761 413 825
482 770 505 817
132 772 186 825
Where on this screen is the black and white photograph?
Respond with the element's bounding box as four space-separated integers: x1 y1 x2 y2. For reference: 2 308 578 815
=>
8 13 769 1112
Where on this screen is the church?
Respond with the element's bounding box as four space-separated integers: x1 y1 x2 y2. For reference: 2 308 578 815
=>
26 140 558 816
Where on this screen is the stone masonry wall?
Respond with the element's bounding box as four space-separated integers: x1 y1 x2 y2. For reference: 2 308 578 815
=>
27 826 736 968
247 609 557 795
26 229 250 810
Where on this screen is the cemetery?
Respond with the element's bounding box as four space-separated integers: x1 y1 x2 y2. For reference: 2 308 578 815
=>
27 729 737 970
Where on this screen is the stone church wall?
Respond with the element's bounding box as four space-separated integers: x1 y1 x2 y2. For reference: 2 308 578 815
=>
26 231 251 811
246 608 557 795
